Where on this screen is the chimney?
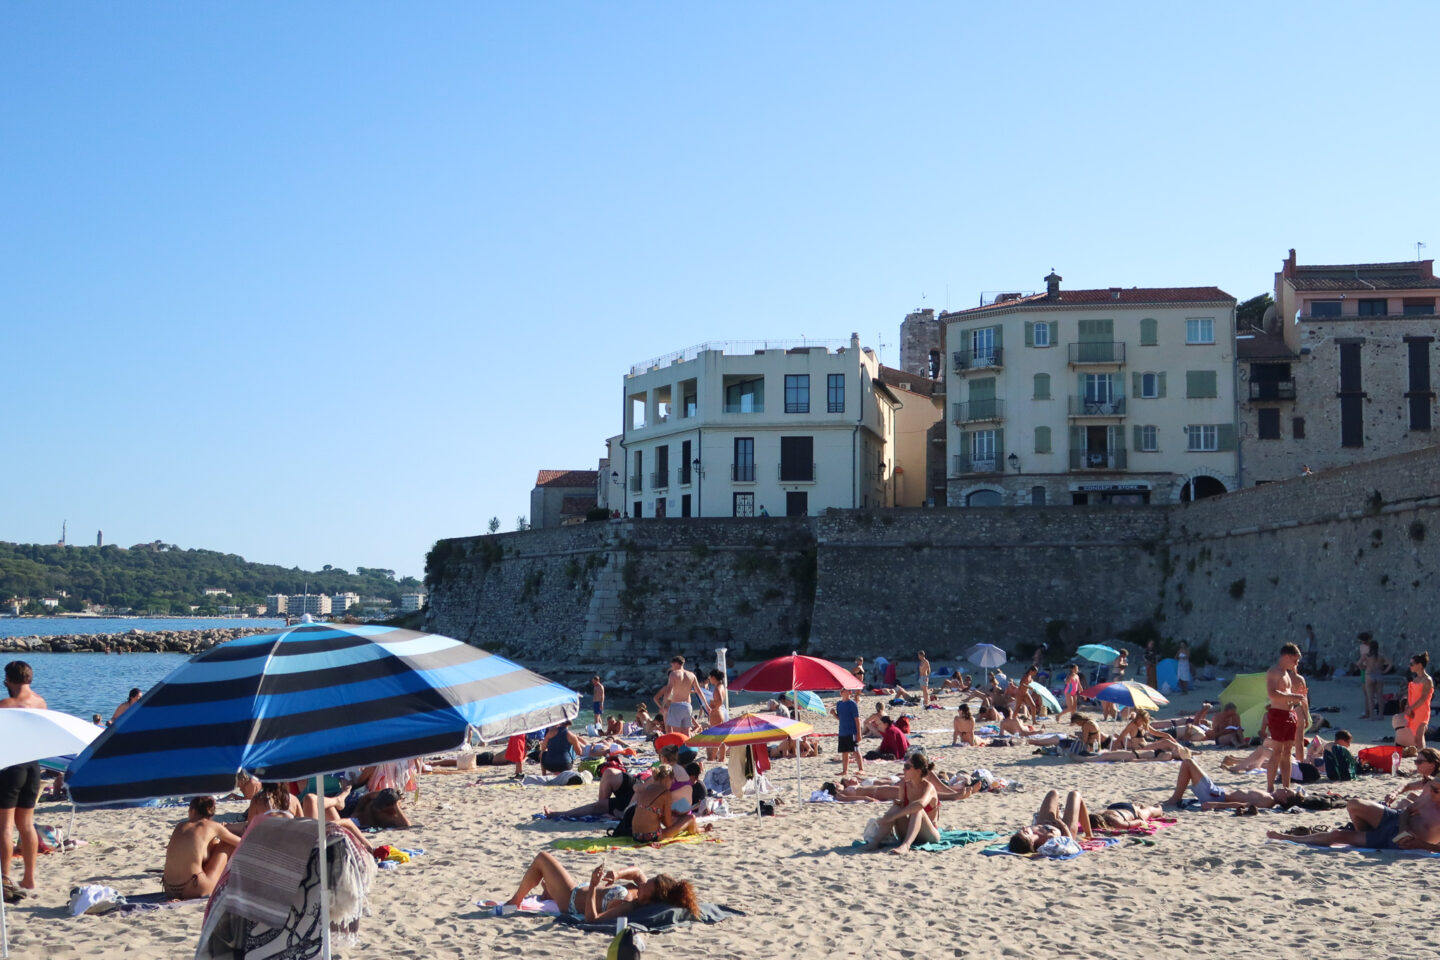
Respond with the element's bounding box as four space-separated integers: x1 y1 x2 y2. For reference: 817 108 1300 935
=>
1283 248 1297 279
850 332 861 351
1044 270 1062 299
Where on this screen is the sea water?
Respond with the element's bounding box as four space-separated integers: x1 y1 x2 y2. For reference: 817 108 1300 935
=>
0 617 284 718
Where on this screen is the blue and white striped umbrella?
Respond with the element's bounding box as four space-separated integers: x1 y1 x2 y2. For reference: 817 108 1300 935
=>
67 624 578 805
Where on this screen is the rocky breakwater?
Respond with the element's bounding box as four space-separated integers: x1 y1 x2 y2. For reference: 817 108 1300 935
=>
0 627 270 655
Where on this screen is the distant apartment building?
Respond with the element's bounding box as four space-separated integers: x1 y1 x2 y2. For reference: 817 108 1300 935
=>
942 272 1238 506
287 594 332 617
266 594 288 614
40 597 60 609
400 593 427 612
876 366 944 507
1239 250 1439 485
217 604 239 614
619 334 904 518
530 470 600 529
331 592 360 613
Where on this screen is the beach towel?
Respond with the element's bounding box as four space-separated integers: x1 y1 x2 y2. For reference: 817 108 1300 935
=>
552 902 744 933
982 836 1121 860
1096 819 1175 837
548 833 722 854
224 817 324 927
531 813 616 824
1264 838 1440 858
851 829 1001 853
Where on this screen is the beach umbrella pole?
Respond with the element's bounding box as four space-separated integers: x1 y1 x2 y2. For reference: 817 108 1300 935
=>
315 773 332 960
2 883 8 959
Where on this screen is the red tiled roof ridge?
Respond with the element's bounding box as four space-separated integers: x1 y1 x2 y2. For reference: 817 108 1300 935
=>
535 469 599 487
1292 260 1429 274
941 286 1233 318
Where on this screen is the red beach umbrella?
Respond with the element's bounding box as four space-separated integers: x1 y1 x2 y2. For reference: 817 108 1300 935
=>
730 653 864 693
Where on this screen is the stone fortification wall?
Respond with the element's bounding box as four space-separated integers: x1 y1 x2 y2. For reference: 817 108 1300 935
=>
807 508 1168 660
424 447 1440 672
1160 446 1440 668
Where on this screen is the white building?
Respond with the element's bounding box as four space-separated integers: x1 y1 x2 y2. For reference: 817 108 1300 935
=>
942 272 1238 506
266 594 288 614
620 334 903 517
400 593 427 612
331 592 361 613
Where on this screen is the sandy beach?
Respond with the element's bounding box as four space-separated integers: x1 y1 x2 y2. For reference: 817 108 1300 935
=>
6 675 1435 960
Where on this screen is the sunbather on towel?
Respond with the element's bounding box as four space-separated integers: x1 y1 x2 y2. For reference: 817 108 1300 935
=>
542 754 637 820
162 796 240 900
1269 779 1440 851
1088 800 1167 831
496 851 700 921
1165 754 1299 810
863 753 942 854
1008 789 1096 853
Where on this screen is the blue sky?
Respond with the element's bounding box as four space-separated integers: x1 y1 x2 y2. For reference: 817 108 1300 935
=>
3 4 1436 577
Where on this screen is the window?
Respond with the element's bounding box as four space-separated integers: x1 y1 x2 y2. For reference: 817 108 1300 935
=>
733 437 755 481
1338 342 1363 447
1309 301 1342 318
971 429 1000 469
732 492 754 517
784 374 810 414
1138 425 1158 451
827 373 845 413
1083 373 1116 406
1407 338 1434 431
1403 299 1436 316
654 445 669 488
779 436 814 481
1185 317 1215 344
1185 370 1218 398
1293 417 1306 439
1357 298 1388 317
680 440 692 485
1257 408 1281 439
1034 322 1051 347
1033 373 1051 400
1140 372 1159 398
724 378 764 413
1186 425 1218 451
1034 426 1051 454
972 327 997 363
1139 317 1158 346
683 391 697 418
680 494 691 517
1025 321 1053 348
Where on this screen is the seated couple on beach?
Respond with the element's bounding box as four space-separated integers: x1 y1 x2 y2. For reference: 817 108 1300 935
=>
491 851 699 921
1007 790 1167 853
543 762 711 843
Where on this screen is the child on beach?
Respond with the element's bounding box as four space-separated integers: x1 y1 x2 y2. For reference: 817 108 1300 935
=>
1062 665 1082 713
832 688 864 775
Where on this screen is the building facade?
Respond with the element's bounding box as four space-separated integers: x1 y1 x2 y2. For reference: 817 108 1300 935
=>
876 365 945 507
619 335 901 518
529 470 600 529
287 594 332 617
332 591 360 613
400 592 427 612
942 272 1238 506
1240 250 1439 485
266 594 287 614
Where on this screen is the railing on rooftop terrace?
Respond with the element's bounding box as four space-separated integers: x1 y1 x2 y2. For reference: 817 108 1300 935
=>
629 339 849 376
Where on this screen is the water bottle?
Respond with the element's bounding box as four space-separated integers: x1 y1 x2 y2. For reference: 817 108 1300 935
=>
1392 751 1402 776
493 903 516 917
616 915 628 935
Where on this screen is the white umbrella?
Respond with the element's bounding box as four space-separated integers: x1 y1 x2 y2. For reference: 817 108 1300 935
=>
965 644 1007 670
0 709 103 959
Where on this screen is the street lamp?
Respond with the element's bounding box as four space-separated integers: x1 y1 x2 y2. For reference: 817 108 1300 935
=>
1008 453 1020 473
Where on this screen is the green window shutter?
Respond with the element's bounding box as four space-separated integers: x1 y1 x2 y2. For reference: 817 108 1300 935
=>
1034 373 1050 399
1024 322 1034 347
1069 425 1083 451
1035 426 1051 454
1099 319 1113 339
1186 371 1217 398
1217 423 1236 451
1185 371 1200 398
995 428 1005 461
1140 317 1157 346
1157 372 1167 398
1046 322 1057 343
1077 374 1087 401
1132 372 1142 396
970 377 996 401
1203 371 1217 397
957 430 969 466
1133 425 1142 450
992 325 1003 349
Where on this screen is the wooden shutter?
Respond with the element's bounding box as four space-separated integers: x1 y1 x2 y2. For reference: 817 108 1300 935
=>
1157 372 1167 398
994 428 1005 461
1035 426 1051 454
1069 425 1083 452
1140 317 1157 346
1133 425 1143 450
1132 372 1142 396
992 325 1003 349
1024 322 1034 347
1217 423 1236 451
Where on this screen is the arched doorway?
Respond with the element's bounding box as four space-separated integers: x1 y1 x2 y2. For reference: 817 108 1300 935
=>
1179 475 1227 501
966 488 1003 507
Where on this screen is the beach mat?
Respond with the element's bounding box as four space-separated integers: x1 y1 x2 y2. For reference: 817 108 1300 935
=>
548 833 722 854
983 836 1121 860
552 902 744 933
1265 838 1440 858
849 829 1001 852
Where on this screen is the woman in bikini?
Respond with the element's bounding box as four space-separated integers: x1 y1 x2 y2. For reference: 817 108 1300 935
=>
161 796 240 900
1069 712 1102 752
628 764 710 844
493 852 700 921
1008 789 1096 853
952 703 976 745
1062 664 1083 713
1087 800 1168 832
1404 652 1433 751
863 753 942 854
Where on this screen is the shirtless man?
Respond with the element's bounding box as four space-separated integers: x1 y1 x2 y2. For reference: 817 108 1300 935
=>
917 651 931 707
1202 702 1246 748
162 796 241 899
655 657 704 735
1265 643 1307 793
1 661 47 898
1166 753 1298 810
1272 779 1440 851
112 687 143 723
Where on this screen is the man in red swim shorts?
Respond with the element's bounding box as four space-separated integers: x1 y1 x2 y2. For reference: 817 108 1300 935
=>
1264 643 1306 793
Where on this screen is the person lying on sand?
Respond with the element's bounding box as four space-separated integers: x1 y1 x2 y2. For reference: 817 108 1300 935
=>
490 852 700 921
1087 800 1168 831
1149 702 1213 740
1269 779 1440 852
839 757 985 805
161 797 240 900
541 754 636 820
862 753 941 854
1199 703 1246 748
1007 789 1096 853
1166 754 1299 810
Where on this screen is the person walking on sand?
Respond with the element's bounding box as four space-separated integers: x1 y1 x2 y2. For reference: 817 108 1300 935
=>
112 686 142 723
656 656 704 735
1404 652 1433 751
1359 633 1383 720
1176 642 1192 694
832 687 864 775
917 651 931 707
590 675 605 728
1264 643 1306 793
0 661 47 901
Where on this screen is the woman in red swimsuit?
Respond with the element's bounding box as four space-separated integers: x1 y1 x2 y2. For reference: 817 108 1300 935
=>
1405 653 1433 751
862 753 940 854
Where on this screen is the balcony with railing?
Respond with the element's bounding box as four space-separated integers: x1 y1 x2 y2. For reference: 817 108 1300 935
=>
952 399 1006 423
951 453 1000 475
649 470 668 491
628 476 643 492
952 347 1004 373
731 463 757 482
678 465 693 486
1069 449 1128 470
778 462 816 482
1249 380 1296 401
1068 395 1127 417
1068 341 1126 365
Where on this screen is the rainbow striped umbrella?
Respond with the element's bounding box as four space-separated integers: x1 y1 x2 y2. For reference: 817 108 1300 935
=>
1081 681 1169 712
687 712 813 746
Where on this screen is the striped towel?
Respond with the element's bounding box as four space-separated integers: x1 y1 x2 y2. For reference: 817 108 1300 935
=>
227 817 325 927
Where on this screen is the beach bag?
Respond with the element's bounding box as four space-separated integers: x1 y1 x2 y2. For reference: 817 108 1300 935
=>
36 824 66 852
609 804 637 839
1357 745 1400 773
606 925 646 959
1296 762 1321 784
1324 745 1358 781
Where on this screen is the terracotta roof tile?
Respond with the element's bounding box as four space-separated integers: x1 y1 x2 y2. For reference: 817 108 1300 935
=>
877 365 937 395
534 469 599 488
941 287 1233 318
